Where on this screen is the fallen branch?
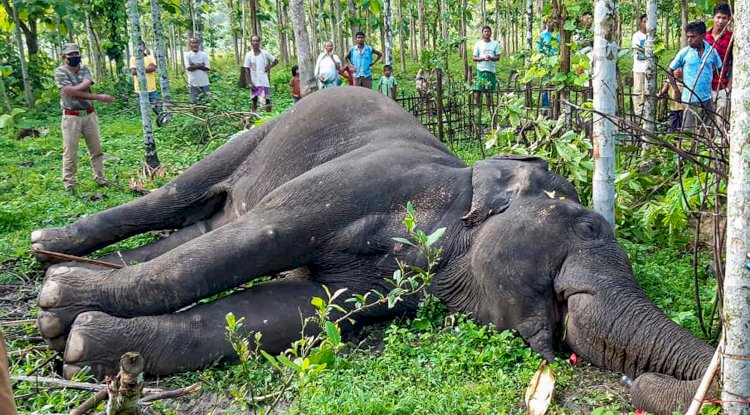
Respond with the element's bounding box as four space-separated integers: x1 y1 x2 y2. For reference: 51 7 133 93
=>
8 345 49 356
11 375 163 394
30 249 124 269
140 383 200 403
69 389 108 415
0 319 35 327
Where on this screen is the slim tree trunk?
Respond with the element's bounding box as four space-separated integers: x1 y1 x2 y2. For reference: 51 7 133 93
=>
642 0 657 134
277 0 289 63
384 0 393 65
440 0 448 41
127 0 160 170
151 0 171 108
480 0 486 27
418 0 425 53
722 0 750 410
461 0 468 81
290 0 316 96
307 0 319 56
10 0 33 108
194 0 203 44
398 0 406 72
409 9 417 59
347 0 358 38
592 0 617 226
250 0 260 37
241 0 247 53
493 0 499 39
680 0 687 47
228 0 240 65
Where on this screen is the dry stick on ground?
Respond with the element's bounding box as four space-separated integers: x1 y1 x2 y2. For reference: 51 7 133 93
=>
0 319 35 327
140 383 201 403
8 345 48 356
30 249 124 269
11 375 164 393
69 389 108 415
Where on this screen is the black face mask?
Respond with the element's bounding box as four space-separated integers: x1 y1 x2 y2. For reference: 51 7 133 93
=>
67 56 81 67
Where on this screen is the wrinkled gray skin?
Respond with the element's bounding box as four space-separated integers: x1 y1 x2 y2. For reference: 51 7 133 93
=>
32 88 711 414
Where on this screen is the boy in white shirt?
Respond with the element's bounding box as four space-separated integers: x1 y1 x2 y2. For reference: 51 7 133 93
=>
184 38 211 104
243 35 278 112
631 14 649 119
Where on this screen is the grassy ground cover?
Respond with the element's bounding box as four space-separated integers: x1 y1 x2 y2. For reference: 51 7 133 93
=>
1 53 717 414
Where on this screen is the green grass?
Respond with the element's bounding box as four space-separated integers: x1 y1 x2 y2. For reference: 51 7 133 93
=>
2 52 713 415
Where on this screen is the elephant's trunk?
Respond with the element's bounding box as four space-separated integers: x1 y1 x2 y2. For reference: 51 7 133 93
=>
562 279 714 414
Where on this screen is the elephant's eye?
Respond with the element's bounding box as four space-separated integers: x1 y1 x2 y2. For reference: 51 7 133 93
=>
574 220 599 239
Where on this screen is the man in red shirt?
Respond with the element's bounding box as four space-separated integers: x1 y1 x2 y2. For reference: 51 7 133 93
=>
705 3 733 134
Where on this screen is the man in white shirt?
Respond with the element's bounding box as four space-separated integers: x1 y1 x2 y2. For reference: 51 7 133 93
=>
243 35 278 112
184 38 211 104
471 26 501 110
631 14 649 120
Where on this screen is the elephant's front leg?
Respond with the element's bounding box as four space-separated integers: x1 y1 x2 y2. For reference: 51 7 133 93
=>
31 121 276 263
37 208 319 349
61 278 336 379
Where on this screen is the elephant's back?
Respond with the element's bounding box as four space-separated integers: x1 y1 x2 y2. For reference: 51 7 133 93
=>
230 88 464 206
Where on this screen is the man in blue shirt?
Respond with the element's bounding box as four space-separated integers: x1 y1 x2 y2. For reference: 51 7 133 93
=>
668 21 722 132
345 32 383 89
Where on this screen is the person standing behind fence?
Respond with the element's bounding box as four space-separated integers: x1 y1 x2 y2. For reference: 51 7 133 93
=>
668 21 722 133
130 41 161 114
243 35 278 112
345 32 382 89
55 43 114 193
472 26 501 110
631 14 648 120
377 64 398 100
315 41 342 89
184 37 211 104
659 67 684 132
537 20 559 111
705 3 733 133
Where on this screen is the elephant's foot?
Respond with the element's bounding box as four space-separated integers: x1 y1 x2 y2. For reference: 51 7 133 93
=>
37 265 110 349
31 227 85 265
62 310 231 380
630 373 702 415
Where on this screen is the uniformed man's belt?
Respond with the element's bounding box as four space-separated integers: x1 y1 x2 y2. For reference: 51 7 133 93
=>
63 108 95 116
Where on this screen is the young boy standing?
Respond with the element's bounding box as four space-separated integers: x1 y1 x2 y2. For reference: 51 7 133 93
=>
668 21 722 132
377 65 398 100
289 65 301 103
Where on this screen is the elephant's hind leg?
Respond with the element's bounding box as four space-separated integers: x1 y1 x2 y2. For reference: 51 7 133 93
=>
61 278 334 379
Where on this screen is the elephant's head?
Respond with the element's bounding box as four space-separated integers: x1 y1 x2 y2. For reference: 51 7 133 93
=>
440 155 713 414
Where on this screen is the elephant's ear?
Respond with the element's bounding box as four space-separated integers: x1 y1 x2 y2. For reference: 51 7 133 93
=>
461 156 549 226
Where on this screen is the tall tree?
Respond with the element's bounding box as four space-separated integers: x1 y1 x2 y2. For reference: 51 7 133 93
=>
151 0 171 111
679 0 687 47
418 0 425 53
642 0 657 135
398 0 406 71
228 0 241 64
592 0 618 226
722 0 750 410
384 0 393 65
9 0 33 108
290 0 316 96
126 0 160 171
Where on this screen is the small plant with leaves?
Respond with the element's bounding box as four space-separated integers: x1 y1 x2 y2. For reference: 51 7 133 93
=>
224 201 445 413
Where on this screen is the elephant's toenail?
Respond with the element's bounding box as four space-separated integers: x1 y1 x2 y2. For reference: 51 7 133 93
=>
63 364 82 380
38 313 62 337
65 331 86 362
31 230 44 243
38 281 61 308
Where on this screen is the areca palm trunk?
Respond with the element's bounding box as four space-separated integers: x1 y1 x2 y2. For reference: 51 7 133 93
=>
127 0 160 170
151 0 171 108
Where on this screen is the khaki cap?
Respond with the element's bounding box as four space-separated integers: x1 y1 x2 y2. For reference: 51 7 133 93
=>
62 43 80 55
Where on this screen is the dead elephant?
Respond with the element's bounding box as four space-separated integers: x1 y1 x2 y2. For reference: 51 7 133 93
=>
32 87 712 415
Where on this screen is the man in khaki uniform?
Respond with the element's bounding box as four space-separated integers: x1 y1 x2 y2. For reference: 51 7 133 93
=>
54 43 115 192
